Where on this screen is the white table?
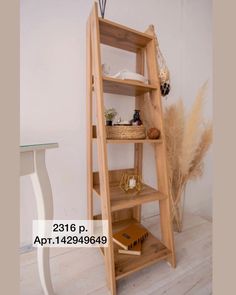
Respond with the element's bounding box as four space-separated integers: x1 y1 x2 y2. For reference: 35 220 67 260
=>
20 143 58 295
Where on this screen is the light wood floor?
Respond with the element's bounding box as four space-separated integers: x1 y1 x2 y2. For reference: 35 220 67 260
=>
20 213 212 295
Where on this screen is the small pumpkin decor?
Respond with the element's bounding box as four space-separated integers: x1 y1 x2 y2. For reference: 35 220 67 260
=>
119 173 143 194
147 127 161 139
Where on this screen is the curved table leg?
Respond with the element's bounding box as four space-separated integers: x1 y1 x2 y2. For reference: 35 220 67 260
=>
31 150 55 295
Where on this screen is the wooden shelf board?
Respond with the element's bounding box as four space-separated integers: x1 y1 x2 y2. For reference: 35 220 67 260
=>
93 182 166 212
115 233 170 280
92 125 162 143
95 218 171 280
99 18 153 53
106 139 162 144
103 76 157 96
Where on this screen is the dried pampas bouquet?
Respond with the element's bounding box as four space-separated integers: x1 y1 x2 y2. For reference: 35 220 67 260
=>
164 82 213 232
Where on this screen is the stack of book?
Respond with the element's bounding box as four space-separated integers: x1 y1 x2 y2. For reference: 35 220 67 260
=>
113 223 148 256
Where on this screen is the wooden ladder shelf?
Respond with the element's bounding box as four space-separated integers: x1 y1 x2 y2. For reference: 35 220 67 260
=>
87 3 176 294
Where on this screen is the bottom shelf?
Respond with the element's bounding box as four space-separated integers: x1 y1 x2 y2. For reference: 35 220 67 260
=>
99 217 171 280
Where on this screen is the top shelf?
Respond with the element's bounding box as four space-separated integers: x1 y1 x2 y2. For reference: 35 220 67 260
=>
99 18 153 53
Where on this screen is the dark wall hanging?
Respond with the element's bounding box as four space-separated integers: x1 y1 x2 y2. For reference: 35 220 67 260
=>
151 25 171 97
99 0 107 19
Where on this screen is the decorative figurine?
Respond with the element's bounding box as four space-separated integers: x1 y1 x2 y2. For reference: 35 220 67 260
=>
130 110 143 126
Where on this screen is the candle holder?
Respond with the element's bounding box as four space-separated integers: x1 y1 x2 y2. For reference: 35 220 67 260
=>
119 173 143 194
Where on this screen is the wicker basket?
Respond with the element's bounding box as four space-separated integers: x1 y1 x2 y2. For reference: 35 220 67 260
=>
106 125 146 140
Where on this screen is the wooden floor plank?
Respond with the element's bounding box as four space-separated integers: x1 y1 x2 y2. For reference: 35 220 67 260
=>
20 213 212 295
20 247 78 267
148 259 212 295
116 218 212 295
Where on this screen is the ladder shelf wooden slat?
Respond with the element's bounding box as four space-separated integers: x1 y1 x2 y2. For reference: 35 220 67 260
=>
93 181 167 212
95 217 171 280
90 4 116 294
92 125 163 143
99 17 153 53
114 224 171 280
106 139 162 144
87 3 176 294
103 76 157 96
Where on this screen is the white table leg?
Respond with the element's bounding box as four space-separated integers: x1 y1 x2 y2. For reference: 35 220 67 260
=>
31 150 55 295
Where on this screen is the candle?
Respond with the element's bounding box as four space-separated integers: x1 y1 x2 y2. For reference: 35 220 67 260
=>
129 177 136 189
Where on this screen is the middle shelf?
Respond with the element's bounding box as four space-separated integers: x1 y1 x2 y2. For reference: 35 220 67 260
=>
93 169 167 212
92 76 157 96
92 125 162 144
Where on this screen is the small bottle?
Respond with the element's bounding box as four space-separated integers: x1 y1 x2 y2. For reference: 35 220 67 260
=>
131 110 142 125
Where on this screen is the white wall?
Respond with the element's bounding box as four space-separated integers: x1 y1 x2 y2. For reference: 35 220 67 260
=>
20 0 212 248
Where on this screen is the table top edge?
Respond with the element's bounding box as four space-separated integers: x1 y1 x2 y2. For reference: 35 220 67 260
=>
20 143 59 152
